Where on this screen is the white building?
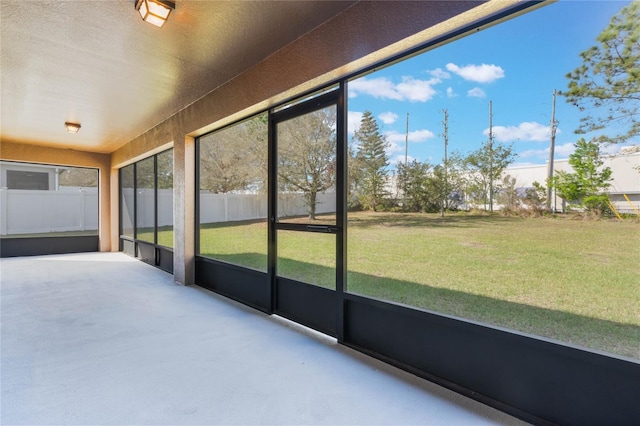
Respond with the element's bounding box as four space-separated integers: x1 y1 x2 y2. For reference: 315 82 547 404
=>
0 161 69 191
505 151 640 214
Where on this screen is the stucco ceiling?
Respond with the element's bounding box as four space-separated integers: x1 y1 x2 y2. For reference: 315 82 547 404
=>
1 0 356 153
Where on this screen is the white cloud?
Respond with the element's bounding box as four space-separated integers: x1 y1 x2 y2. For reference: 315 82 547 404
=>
383 130 435 159
517 148 547 159
387 141 404 156
348 111 363 134
446 87 456 98
349 76 440 102
396 77 439 102
430 68 451 79
602 143 635 156
467 87 486 98
552 143 576 158
519 141 638 162
484 121 559 142
519 142 575 160
379 111 398 125
446 63 505 83
391 154 416 165
349 77 399 100
385 129 435 144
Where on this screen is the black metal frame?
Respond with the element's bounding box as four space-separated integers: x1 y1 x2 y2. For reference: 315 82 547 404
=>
192 2 639 424
342 293 639 425
118 149 174 274
0 235 99 258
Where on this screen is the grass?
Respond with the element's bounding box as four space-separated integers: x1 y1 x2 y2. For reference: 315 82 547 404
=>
193 212 640 358
135 226 174 248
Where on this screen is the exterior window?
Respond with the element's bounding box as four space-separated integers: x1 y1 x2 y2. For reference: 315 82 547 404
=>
7 170 49 190
136 157 155 243
118 149 173 248
157 149 174 248
120 164 135 239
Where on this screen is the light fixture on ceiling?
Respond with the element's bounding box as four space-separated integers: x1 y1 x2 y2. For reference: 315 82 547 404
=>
65 122 81 134
135 0 175 28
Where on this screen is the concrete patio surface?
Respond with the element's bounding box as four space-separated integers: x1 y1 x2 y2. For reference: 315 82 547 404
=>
1 252 528 425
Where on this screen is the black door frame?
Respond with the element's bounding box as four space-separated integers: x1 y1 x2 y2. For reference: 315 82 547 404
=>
268 86 346 337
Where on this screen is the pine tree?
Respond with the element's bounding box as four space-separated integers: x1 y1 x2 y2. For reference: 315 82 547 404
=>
353 111 389 211
563 2 640 144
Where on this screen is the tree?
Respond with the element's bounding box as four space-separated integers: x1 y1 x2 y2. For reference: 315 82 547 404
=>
59 167 98 187
563 2 640 144
396 160 430 212
522 181 547 213
242 113 269 192
463 141 515 211
395 158 467 213
278 107 336 220
200 136 253 193
552 138 613 213
495 175 521 211
135 156 156 189
347 143 364 209
156 150 173 190
200 115 267 193
434 152 467 212
353 111 389 211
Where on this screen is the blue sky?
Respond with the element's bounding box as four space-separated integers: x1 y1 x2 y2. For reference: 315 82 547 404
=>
346 0 635 166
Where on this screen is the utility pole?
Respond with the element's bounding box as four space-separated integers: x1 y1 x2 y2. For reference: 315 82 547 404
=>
404 113 409 207
404 113 409 167
546 90 558 213
488 100 494 212
441 109 449 217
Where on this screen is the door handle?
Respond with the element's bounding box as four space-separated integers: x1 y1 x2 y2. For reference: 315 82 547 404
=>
305 225 340 233
306 225 330 232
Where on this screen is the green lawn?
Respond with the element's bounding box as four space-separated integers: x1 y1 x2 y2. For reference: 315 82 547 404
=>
195 212 640 359
136 225 174 248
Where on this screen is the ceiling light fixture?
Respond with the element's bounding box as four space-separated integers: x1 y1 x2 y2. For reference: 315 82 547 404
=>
135 0 175 28
65 122 81 133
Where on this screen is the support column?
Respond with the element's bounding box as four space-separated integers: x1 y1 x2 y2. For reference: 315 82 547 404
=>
108 166 119 252
0 187 8 236
174 135 195 286
97 159 111 252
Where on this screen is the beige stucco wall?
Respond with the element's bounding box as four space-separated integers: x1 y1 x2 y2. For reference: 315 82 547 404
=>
0 140 111 251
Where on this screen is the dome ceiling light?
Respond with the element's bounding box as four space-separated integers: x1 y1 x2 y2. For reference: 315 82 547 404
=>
64 122 81 134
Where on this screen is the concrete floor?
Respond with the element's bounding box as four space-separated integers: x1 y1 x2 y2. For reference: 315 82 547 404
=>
1 252 529 425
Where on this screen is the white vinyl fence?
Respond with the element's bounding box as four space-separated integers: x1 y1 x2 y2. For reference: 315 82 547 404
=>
126 190 335 229
0 187 98 235
1 187 336 236
126 189 174 228
199 192 336 223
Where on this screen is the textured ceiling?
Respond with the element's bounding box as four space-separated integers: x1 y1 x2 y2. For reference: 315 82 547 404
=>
0 0 356 153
